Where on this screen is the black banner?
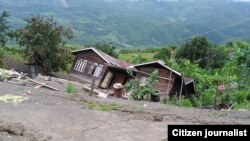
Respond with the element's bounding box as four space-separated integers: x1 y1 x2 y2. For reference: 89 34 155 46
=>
168 125 250 141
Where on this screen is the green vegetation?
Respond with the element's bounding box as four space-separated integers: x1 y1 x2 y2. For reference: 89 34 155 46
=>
124 69 159 101
162 96 193 108
118 48 157 64
13 16 74 74
0 49 3 68
0 2 249 110
66 83 77 94
90 43 118 58
81 101 123 111
120 37 250 109
0 11 10 67
0 11 10 47
119 52 155 64
177 36 227 68
2 0 250 47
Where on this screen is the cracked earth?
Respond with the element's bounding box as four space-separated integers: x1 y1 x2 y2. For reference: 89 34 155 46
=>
0 76 250 141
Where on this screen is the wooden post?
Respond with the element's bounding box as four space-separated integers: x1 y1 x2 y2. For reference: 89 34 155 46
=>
179 74 184 104
213 85 219 109
167 69 173 95
89 76 96 96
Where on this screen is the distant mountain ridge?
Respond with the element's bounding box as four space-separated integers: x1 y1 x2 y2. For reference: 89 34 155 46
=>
1 0 250 47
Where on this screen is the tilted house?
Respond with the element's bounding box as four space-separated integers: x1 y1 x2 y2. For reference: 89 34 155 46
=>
70 47 131 88
133 60 195 97
70 48 195 97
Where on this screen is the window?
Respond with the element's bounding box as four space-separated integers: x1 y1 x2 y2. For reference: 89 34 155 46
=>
93 65 103 77
74 59 87 72
88 63 103 77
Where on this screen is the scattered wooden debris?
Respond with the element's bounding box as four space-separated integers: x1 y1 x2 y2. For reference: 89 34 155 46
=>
0 69 24 81
0 68 60 91
26 77 59 91
35 82 48 89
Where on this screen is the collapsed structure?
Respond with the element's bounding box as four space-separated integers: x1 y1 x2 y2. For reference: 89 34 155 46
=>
70 47 195 98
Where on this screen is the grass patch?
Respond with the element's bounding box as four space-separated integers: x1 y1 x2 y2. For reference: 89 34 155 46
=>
66 83 78 93
118 52 156 63
131 105 145 112
233 102 250 110
81 101 123 111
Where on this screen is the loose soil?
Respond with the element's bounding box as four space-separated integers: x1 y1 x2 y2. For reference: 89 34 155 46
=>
0 75 250 141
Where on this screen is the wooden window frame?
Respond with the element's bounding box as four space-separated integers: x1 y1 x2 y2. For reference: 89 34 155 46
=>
93 64 103 77
74 59 87 72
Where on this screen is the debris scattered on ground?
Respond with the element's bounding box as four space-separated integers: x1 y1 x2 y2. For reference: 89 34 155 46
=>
97 93 108 98
44 76 52 81
0 69 24 81
26 77 60 91
0 94 29 103
0 68 60 91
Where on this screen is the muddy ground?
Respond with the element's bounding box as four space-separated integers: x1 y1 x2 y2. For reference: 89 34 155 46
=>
0 75 250 141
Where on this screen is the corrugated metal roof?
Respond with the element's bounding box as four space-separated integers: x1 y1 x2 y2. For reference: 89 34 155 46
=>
72 47 131 68
132 60 182 76
184 77 194 85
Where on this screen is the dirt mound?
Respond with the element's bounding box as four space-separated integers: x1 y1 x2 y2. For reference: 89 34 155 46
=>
0 120 51 141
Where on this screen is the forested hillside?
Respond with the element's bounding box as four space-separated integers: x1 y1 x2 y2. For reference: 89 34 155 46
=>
1 0 250 47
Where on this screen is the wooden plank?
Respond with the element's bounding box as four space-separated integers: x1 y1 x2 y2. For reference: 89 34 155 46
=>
26 77 60 91
35 83 48 89
100 71 113 88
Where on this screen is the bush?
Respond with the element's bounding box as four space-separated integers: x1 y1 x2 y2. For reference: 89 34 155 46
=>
236 90 248 104
180 98 193 107
124 69 158 101
201 90 214 106
162 96 193 108
66 83 77 94
234 102 250 110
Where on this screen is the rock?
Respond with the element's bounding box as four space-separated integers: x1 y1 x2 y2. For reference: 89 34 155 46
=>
6 122 25 136
0 121 25 136
153 114 163 122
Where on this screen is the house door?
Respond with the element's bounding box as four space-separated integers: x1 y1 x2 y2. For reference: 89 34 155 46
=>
100 71 113 89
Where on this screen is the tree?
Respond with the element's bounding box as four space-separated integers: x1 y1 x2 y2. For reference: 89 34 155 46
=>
0 11 10 47
207 45 227 68
14 16 74 74
131 54 148 64
153 46 176 61
92 43 118 58
0 49 3 67
177 36 212 68
0 11 10 68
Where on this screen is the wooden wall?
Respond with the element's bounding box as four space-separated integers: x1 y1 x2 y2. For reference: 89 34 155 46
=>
169 76 182 98
70 50 108 85
135 64 177 95
107 70 129 90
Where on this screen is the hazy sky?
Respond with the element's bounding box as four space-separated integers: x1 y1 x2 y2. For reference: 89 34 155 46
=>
234 0 250 1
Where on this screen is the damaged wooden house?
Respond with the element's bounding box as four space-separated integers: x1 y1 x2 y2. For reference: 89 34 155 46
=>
132 60 195 98
70 48 195 98
69 47 132 90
